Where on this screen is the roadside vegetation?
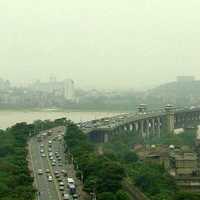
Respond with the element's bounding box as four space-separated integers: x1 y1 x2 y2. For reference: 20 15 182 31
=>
104 129 199 200
0 118 67 200
64 122 131 200
64 122 200 200
145 129 197 147
102 134 176 200
0 123 35 200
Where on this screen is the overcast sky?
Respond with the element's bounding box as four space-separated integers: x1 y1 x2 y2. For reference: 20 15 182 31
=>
0 0 200 89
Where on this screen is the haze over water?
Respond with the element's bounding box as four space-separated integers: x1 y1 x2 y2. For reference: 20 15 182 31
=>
0 110 119 130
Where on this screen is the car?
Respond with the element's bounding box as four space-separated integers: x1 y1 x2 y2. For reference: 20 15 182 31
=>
59 181 64 186
40 144 44 148
52 162 56 166
48 148 52 152
59 186 64 191
58 177 63 182
41 153 46 157
49 156 53 160
57 157 61 161
61 170 67 177
58 162 62 166
48 175 53 182
55 173 60 178
67 178 75 185
53 159 56 163
38 169 43 175
69 184 76 194
49 152 53 156
40 149 44 153
63 193 70 200
72 194 78 200
54 170 59 174
46 169 50 173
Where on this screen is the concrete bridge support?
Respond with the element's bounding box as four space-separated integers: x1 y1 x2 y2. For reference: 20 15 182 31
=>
165 105 175 134
151 118 156 137
139 120 144 138
156 117 161 137
145 119 150 138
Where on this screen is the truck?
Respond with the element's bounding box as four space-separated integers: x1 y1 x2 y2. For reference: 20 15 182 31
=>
69 184 76 195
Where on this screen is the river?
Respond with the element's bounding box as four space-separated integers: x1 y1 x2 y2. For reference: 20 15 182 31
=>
0 110 121 130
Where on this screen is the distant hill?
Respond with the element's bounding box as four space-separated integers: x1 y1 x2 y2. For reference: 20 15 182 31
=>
143 80 200 107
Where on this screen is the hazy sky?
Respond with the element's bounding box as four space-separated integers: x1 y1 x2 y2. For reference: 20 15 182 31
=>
1 0 200 89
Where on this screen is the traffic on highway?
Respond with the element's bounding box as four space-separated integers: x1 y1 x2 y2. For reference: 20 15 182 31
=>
29 127 80 200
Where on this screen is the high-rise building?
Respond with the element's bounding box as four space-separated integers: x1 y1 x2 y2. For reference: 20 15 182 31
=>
30 77 76 102
63 79 75 101
0 78 10 91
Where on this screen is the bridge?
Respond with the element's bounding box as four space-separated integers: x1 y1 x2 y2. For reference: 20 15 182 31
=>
79 104 200 143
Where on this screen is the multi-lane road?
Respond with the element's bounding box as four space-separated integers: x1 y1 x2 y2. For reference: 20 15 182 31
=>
28 126 83 200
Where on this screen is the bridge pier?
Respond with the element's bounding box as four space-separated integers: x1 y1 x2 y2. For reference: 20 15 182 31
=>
146 119 150 138
151 118 156 137
164 105 175 134
139 120 144 138
157 117 161 137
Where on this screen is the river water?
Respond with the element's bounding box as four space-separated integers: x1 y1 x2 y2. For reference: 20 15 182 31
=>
0 110 120 130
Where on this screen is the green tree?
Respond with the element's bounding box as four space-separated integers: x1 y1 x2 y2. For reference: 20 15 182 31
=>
116 190 130 200
98 192 116 200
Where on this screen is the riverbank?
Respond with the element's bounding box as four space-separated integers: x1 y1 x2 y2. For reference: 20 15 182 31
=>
0 109 120 130
0 107 132 113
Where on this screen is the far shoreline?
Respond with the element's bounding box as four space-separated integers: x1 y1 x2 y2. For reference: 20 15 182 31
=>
0 107 132 113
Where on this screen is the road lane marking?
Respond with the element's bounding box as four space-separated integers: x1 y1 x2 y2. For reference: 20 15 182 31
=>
45 141 62 200
29 140 40 200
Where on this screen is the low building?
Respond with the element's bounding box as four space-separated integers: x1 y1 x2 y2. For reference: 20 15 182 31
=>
170 152 198 176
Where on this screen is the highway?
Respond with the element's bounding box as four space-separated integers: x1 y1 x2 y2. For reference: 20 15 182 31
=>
28 126 82 200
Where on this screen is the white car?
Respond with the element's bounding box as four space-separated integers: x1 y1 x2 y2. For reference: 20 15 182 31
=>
58 162 62 166
48 175 53 182
56 154 60 158
41 153 46 157
67 178 75 185
38 169 43 175
61 170 67 176
40 144 44 148
59 181 64 186
72 194 78 200
46 169 50 173
55 174 60 178
40 149 44 153
52 162 56 166
49 152 53 156
59 186 64 191
49 156 53 160
63 193 70 200
48 140 52 145
54 170 59 174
